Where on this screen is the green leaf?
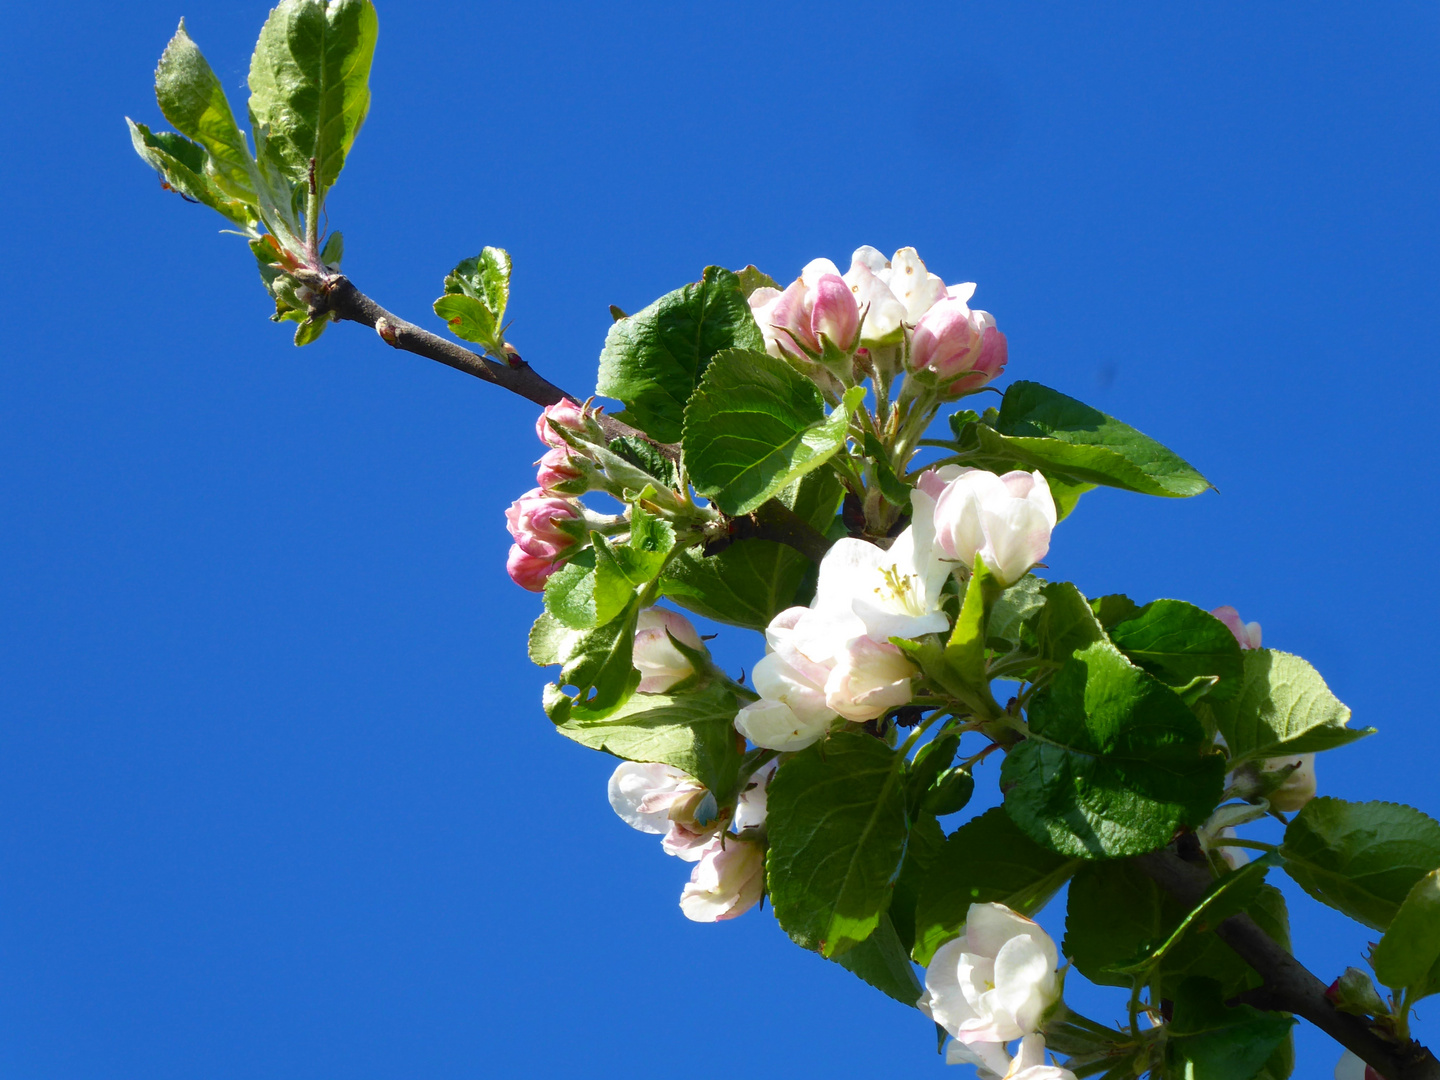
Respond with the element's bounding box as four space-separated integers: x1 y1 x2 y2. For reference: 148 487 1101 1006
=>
922 768 975 817
320 229 343 265
293 314 329 345
1065 860 1289 999
1108 600 1245 702
528 611 582 667
1165 977 1294 1080
1001 640 1225 858
945 556 1005 692
434 247 511 353
542 597 642 723
1281 797 1440 931
1373 869 1440 998
1035 580 1106 664
659 470 841 630
733 264 781 298
1213 649 1372 764
992 381 1211 497
912 807 1079 965
987 574 1048 650
605 436 679 490
553 675 745 795
127 119 253 226
596 266 764 443
542 549 624 631
1090 593 1141 629
891 813 947 955
766 731 910 958
831 912 925 1006
684 349 862 516
246 0 378 199
154 20 258 203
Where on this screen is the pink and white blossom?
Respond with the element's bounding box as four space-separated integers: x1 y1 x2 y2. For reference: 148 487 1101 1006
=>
921 902 1063 1045
535 446 585 492
910 296 1009 395
824 635 917 722
506 544 564 592
1212 605 1262 650
632 607 705 693
606 761 714 862
927 467 1057 586
679 837 765 922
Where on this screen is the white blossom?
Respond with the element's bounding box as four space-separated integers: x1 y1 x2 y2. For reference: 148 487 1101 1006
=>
679 837 765 922
824 635 917 722
1264 752 1316 812
734 759 778 832
924 466 1057 586
921 903 1062 1045
632 607 705 693
1335 1050 1382 1080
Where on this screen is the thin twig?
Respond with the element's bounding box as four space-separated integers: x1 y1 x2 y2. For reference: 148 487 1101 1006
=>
1135 847 1440 1080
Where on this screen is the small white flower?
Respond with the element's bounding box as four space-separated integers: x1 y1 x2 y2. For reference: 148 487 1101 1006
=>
921 902 1062 1045
679 837 765 922
632 607 705 693
925 466 1057 587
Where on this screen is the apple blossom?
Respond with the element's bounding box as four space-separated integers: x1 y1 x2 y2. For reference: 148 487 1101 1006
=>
998 1035 1077 1080
748 286 787 358
506 544 565 592
921 902 1062 1045
505 487 582 559
810 272 860 352
943 1038 1012 1079
734 758 778 832
679 836 765 922
1212 605 1262 650
911 296 1009 396
735 644 839 751
632 607 705 693
844 245 950 346
927 467 1057 586
1264 752 1317 812
749 258 862 361
535 445 585 492
534 398 589 449
824 635 917 722
1336 1050 1383 1080
607 761 703 834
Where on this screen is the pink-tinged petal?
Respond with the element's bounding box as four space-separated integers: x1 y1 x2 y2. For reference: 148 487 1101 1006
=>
810 273 860 352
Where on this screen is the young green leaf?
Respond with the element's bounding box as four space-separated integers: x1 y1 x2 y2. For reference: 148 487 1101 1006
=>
542 597 642 723
1108 599 1245 702
1372 869 1440 998
912 807 1080 966
552 676 746 795
1280 797 1440 931
1213 649 1372 764
434 247 511 354
597 267 764 443
1000 640 1225 858
154 20 258 203
683 349 862 516
247 0 378 199
766 731 911 958
127 120 254 226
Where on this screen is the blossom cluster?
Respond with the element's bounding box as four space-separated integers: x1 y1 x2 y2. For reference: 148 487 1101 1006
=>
735 466 1057 751
749 246 1008 396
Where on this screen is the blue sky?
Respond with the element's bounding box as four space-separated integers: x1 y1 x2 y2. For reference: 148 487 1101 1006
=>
2 2 1437 1077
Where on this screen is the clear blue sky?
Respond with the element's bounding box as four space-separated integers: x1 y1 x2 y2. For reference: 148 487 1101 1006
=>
2 2 1437 1077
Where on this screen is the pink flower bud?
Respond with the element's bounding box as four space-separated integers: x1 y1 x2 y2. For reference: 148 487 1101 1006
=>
633 607 705 693
535 446 585 492
768 278 821 358
810 273 860 353
535 399 589 449
506 543 563 592
1211 606 1262 650
505 487 582 559
910 298 1009 395
679 837 765 922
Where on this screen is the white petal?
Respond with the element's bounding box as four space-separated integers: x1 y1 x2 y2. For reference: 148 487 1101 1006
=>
734 698 831 751
607 761 690 833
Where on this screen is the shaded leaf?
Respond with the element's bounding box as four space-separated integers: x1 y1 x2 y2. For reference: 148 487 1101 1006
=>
1214 649 1372 763
1108 599 1244 702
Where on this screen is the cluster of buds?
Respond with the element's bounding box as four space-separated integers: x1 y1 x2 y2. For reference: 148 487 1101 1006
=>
504 400 608 591
920 903 1074 1080
749 246 1008 398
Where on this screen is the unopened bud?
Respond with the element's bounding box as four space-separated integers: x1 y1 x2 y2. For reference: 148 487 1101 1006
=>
535 399 592 448
633 607 705 693
505 487 583 561
1328 967 1386 1018
375 316 399 346
909 297 1009 397
810 273 860 353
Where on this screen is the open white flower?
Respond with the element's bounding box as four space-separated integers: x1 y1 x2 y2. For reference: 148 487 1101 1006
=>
843 246 952 345
922 902 1062 1045
607 762 701 834
1001 1035 1077 1080
679 837 765 922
